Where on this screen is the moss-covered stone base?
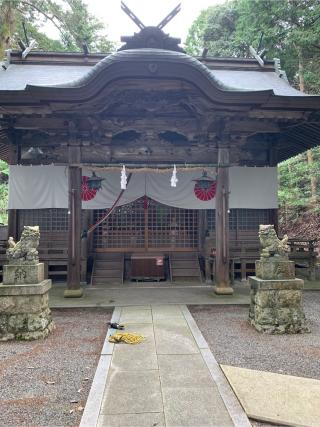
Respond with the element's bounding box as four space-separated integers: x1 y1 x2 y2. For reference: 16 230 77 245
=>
249 276 310 334
0 280 54 341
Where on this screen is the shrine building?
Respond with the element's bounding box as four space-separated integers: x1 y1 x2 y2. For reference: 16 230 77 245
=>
0 7 319 297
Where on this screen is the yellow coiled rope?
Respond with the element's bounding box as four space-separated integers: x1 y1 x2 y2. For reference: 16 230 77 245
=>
108 332 145 344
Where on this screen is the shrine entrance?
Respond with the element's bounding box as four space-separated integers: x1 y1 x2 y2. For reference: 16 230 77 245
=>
93 197 199 252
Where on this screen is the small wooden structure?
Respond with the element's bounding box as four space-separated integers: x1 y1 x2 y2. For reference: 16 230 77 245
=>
0 10 320 295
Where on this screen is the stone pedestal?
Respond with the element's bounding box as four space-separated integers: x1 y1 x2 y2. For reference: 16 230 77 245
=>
249 259 309 334
3 263 44 285
0 263 54 341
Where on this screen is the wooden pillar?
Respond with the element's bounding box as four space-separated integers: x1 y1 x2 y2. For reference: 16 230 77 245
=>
7 209 18 241
269 141 279 233
64 145 83 298
7 132 20 241
214 146 233 295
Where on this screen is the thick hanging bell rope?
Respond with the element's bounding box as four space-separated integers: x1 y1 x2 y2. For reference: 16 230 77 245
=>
87 172 133 235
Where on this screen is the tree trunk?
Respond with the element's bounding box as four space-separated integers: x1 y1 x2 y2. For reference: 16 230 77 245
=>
306 149 318 207
0 3 15 57
298 49 305 92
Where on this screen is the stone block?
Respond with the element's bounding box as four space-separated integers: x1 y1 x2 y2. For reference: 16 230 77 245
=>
254 307 276 325
3 263 44 285
255 290 276 308
0 314 8 334
0 280 53 341
276 290 301 307
249 275 309 334
8 314 28 332
249 276 303 291
256 259 295 280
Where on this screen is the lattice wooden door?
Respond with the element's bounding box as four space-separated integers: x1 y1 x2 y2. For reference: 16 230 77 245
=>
93 197 199 251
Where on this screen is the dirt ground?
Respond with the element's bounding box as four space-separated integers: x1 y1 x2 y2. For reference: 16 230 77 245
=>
0 308 112 427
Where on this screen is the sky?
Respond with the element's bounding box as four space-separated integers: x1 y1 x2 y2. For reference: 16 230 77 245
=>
84 0 225 46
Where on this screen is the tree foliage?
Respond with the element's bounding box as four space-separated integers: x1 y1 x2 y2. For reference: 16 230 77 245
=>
186 0 320 93
187 0 320 237
0 0 114 56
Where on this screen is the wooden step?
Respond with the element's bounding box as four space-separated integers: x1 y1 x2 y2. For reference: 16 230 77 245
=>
170 252 198 260
95 260 122 268
92 253 124 284
94 269 122 277
171 260 199 269
95 253 123 261
170 252 202 282
171 268 200 277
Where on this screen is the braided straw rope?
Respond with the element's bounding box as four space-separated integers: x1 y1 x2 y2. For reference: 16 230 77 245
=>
108 332 145 344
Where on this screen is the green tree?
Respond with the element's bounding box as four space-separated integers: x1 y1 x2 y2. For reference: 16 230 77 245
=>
186 2 242 57
0 0 114 56
186 0 320 233
186 0 320 93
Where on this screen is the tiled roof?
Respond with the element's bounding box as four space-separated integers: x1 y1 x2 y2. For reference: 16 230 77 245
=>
0 49 307 97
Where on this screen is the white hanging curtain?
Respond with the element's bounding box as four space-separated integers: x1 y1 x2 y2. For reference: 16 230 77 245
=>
8 165 278 210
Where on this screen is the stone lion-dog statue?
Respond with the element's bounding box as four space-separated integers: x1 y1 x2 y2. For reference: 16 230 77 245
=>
259 224 289 259
7 225 40 265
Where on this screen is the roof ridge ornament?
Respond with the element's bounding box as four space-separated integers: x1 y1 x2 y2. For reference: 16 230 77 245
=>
119 2 184 52
249 32 267 68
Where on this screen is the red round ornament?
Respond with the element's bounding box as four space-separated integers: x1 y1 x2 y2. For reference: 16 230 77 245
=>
81 176 98 201
194 181 217 201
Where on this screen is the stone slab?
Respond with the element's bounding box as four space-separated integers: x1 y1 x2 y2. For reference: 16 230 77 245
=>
249 276 304 291
49 285 251 308
101 307 121 356
162 386 233 427
180 304 209 349
151 304 184 320
3 263 44 285
0 279 51 296
221 365 320 427
256 259 295 280
120 305 151 312
154 322 199 355
201 349 251 427
111 324 158 371
97 412 165 427
80 355 112 427
100 369 163 415
158 354 214 388
119 308 152 324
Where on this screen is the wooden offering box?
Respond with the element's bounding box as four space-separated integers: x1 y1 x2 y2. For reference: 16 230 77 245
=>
131 254 165 281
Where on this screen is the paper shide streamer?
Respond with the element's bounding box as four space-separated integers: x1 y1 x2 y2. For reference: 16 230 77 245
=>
170 164 178 187
121 165 127 189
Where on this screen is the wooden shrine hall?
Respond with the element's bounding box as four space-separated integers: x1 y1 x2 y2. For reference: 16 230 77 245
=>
0 4 320 297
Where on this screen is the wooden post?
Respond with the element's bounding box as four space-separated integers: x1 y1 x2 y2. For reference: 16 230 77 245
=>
214 146 233 295
7 133 20 241
7 209 18 241
64 145 83 298
269 141 279 234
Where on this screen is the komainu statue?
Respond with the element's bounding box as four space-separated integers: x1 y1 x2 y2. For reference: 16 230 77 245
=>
6 226 40 265
259 224 289 259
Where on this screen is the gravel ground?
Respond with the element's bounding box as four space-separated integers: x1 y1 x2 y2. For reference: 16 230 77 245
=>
0 308 112 427
189 291 320 379
190 291 320 427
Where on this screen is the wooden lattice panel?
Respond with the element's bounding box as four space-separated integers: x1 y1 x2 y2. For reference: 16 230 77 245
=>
19 209 69 232
93 197 198 251
207 209 271 232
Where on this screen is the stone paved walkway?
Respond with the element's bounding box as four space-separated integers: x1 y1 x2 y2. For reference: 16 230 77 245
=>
80 304 250 427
